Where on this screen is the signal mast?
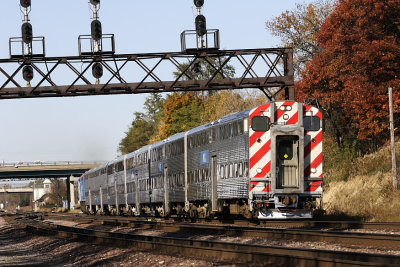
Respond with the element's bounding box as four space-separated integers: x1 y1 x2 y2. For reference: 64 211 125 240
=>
89 0 103 83
20 0 33 85
194 0 206 49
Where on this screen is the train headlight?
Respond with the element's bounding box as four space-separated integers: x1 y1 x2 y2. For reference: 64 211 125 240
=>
283 114 289 120
311 168 317 174
280 105 292 111
256 168 263 174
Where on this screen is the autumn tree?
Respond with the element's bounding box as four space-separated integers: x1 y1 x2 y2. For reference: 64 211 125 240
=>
50 179 67 206
266 0 336 77
155 92 203 140
297 0 400 151
201 90 266 123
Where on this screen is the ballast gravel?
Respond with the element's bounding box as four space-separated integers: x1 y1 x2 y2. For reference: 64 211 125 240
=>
0 217 239 267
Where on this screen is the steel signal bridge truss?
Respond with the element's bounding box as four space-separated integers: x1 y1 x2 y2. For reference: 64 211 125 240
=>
0 48 294 100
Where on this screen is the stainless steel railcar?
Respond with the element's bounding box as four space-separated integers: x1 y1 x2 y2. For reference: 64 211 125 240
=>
77 101 324 219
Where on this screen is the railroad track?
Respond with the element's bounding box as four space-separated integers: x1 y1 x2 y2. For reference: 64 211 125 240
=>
42 212 400 230
96 220 400 250
11 213 400 266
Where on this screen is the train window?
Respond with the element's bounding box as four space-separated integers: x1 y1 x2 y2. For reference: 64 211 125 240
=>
251 116 270 132
238 162 243 177
234 163 238 177
219 165 224 179
188 171 193 184
189 137 193 148
225 124 230 139
210 128 216 143
201 169 205 181
228 123 232 138
202 131 208 145
279 140 294 160
151 147 163 162
197 133 201 147
233 122 238 136
115 161 124 172
244 162 249 177
107 165 114 175
304 116 321 131
238 120 244 135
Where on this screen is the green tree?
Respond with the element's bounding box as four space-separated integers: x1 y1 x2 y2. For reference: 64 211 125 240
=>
119 93 165 154
266 0 335 77
119 112 156 154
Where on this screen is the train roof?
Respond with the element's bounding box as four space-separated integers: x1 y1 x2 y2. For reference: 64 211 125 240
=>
90 104 265 168
188 109 251 135
149 108 251 149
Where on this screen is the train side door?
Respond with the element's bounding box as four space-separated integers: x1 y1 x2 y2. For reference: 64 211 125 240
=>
211 155 218 212
276 136 300 189
163 165 170 215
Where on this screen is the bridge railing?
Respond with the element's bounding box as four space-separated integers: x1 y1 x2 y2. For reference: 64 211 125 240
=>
0 161 105 167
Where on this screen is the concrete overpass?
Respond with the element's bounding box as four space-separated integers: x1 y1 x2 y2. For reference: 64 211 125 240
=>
0 187 33 193
0 161 102 179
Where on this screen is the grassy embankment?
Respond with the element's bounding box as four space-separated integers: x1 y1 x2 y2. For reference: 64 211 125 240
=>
323 140 400 222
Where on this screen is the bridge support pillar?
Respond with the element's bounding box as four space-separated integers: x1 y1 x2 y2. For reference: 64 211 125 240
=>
66 176 75 210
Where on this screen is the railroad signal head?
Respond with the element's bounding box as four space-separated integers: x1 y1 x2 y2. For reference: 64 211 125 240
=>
22 65 34 82
91 20 102 41
194 0 204 8
20 0 31 8
21 22 33 44
195 15 207 36
192 62 202 74
92 62 103 79
90 0 100 5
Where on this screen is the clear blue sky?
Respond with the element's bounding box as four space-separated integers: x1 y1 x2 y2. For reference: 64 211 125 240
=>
0 0 314 163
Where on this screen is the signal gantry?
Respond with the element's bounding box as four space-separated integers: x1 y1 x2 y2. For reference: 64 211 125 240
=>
1 1 295 100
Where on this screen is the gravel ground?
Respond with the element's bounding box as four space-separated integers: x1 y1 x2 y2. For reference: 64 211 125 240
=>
0 217 239 267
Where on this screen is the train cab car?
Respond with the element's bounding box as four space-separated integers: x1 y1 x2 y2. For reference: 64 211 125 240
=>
248 101 323 219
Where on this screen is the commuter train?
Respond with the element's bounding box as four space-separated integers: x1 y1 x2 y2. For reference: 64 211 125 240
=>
77 101 324 219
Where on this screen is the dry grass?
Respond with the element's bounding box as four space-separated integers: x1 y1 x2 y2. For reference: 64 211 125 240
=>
324 141 400 222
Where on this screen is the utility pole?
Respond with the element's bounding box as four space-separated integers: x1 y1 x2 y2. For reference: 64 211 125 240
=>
389 87 398 190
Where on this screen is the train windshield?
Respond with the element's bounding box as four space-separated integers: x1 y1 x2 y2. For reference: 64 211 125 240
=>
304 116 320 131
278 140 294 160
251 116 270 131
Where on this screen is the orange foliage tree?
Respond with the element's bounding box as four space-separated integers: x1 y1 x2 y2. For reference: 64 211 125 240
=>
155 92 203 140
297 0 400 151
266 0 335 77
